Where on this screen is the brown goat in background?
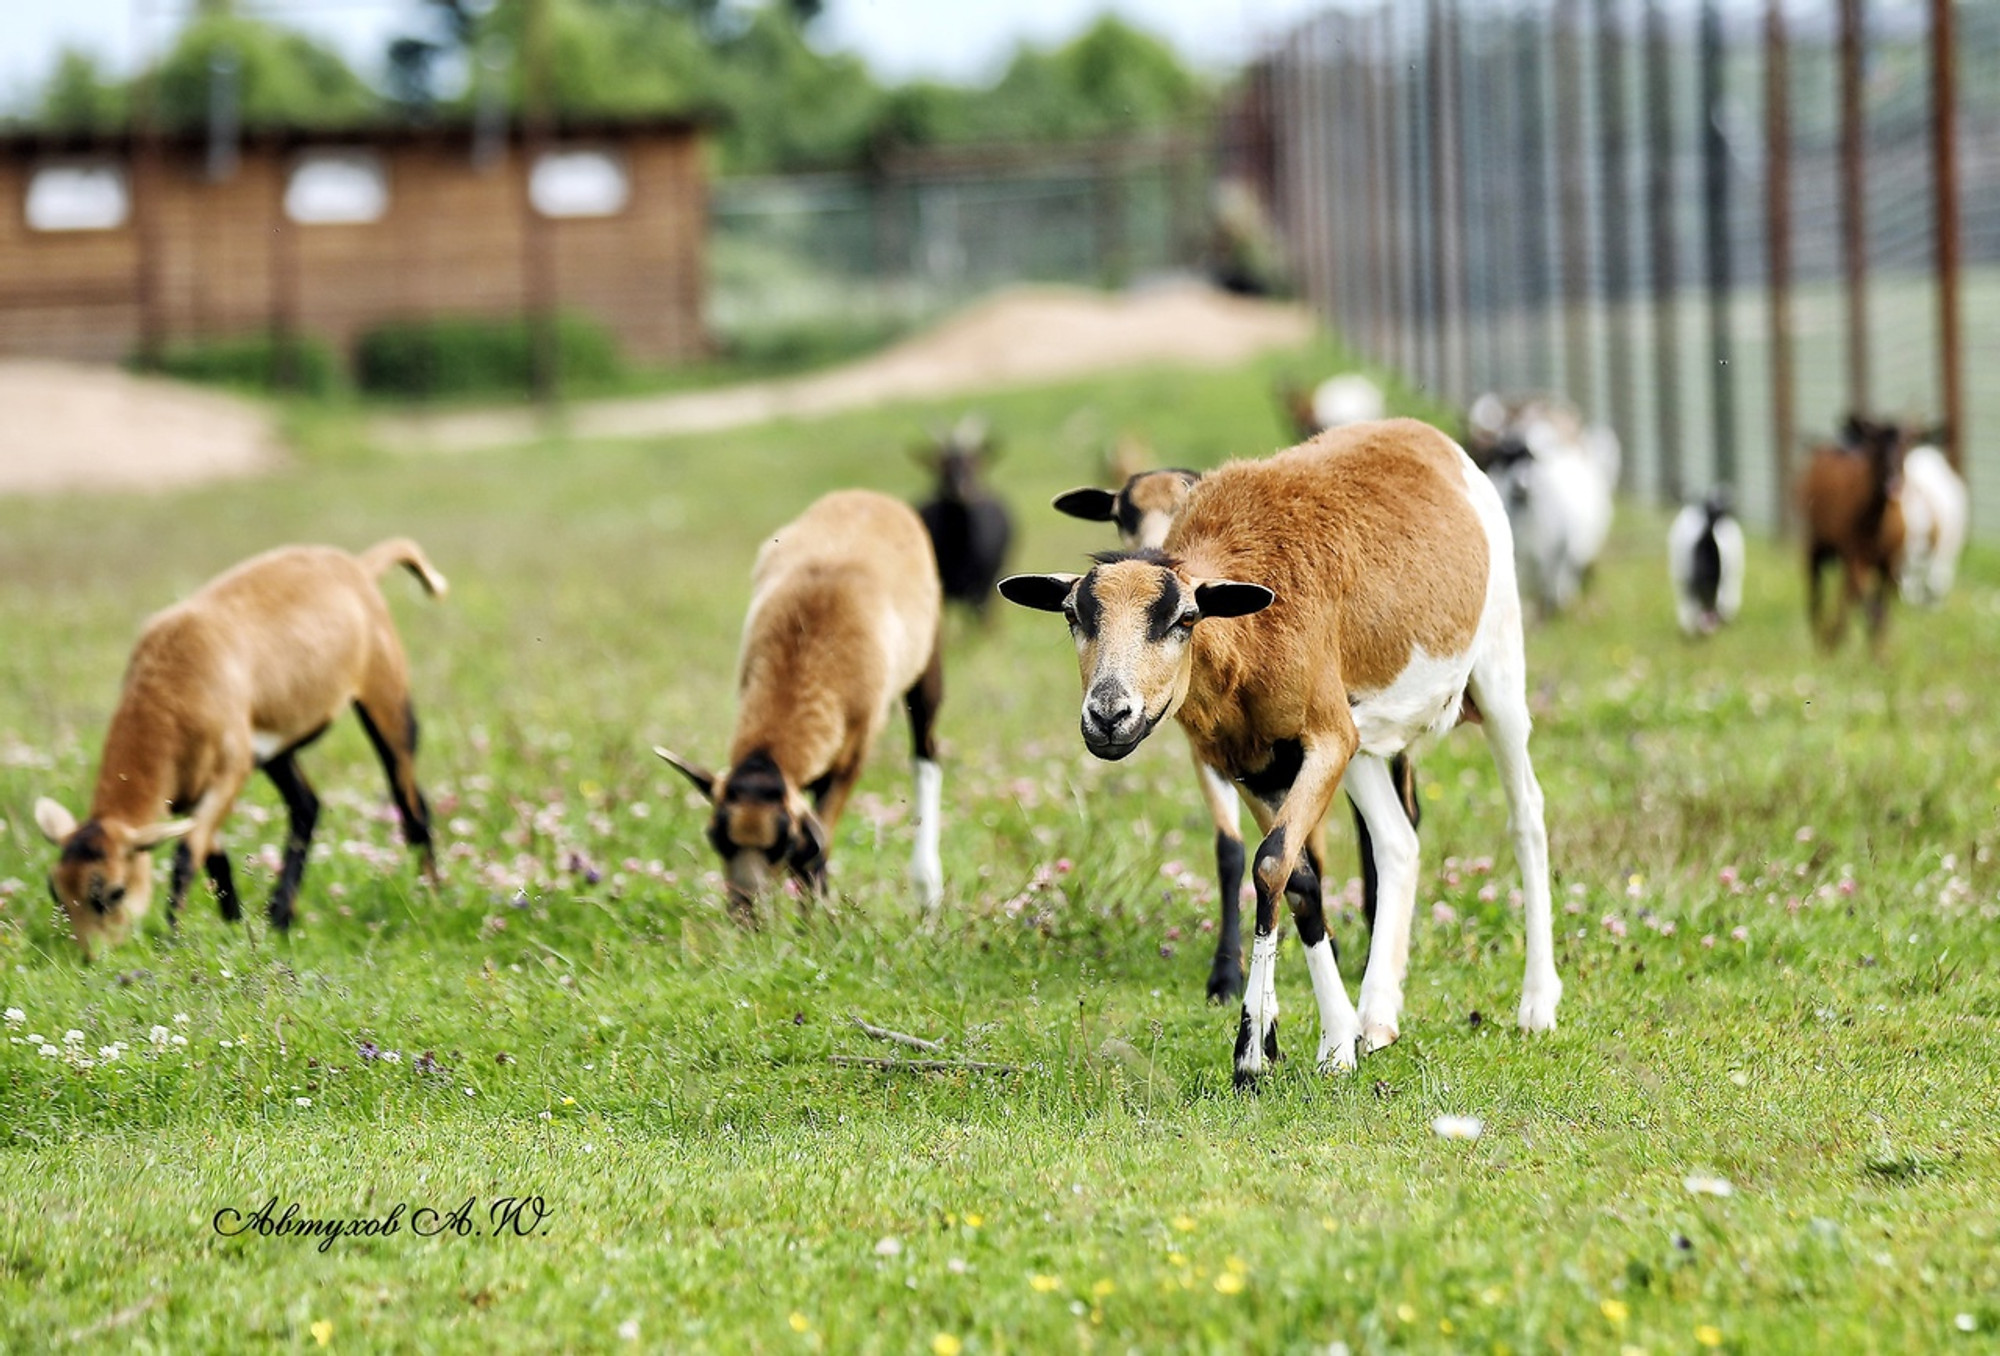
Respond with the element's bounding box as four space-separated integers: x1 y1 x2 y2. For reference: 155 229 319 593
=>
1799 415 1909 651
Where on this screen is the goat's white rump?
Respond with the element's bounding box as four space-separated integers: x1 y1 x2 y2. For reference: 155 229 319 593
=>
1897 444 1967 606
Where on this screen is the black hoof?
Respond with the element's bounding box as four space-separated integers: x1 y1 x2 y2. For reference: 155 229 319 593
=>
1206 955 1246 1004
266 900 293 931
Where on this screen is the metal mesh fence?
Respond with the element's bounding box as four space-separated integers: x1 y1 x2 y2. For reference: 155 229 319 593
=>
1263 0 1993 539
708 138 1210 345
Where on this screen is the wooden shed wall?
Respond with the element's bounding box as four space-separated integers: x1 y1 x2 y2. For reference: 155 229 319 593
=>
0 130 706 366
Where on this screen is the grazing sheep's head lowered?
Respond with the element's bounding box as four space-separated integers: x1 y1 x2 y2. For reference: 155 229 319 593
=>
34 799 191 956
655 748 827 912
999 550 1272 761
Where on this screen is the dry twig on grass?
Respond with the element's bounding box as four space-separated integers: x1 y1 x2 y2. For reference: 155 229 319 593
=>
849 1014 947 1054
828 1055 1017 1076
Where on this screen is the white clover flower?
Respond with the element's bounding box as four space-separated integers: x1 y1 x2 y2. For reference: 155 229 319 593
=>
150 1025 170 1047
1432 1115 1484 1141
171 1035 188 1047
295 1097 312 1108
63 1029 85 1046
3 1007 23 1027
1684 1174 1735 1198
874 1236 903 1257
98 1045 120 1062
173 1013 190 1026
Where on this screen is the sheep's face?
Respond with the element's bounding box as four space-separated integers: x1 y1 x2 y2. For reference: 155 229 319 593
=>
34 798 187 956
999 553 1272 762
655 749 825 914
1052 470 1201 552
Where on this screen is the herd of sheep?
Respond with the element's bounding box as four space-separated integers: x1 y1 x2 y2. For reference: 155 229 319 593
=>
28 372 1969 1083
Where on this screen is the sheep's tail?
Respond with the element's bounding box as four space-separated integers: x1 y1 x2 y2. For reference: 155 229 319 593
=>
359 538 449 599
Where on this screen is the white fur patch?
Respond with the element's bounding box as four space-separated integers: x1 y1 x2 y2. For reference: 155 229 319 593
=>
250 730 285 764
908 757 943 911
1347 644 1477 756
1303 937 1359 1072
1237 929 1280 1077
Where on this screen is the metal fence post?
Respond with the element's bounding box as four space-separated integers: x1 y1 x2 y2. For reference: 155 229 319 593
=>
1766 0 1796 530
1839 0 1870 415
1645 0 1683 505
1555 0 1594 410
1597 0 1635 483
1932 0 1966 474
1701 0 1736 488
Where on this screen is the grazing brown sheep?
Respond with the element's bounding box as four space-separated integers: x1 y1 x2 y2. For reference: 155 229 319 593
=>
657 490 945 919
36 540 446 955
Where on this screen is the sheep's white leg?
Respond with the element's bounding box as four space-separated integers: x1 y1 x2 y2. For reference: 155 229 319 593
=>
908 757 943 912
1235 927 1281 1084
1347 754 1421 1053
1303 932 1360 1072
1467 634 1562 1033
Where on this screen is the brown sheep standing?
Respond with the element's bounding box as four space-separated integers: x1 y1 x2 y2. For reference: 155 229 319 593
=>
1800 415 1908 651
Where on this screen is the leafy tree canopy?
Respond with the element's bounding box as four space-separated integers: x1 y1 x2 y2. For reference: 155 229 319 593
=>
31 2 1207 174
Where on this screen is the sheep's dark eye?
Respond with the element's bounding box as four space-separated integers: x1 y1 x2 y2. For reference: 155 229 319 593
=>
1175 613 1198 632
107 885 127 904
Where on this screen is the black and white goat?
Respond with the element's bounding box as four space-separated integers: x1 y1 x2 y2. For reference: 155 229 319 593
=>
1469 393 1618 618
1053 462 1418 1002
1008 420 1561 1083
657 490 945 918
1667 490 1745 637
914 416 1013 619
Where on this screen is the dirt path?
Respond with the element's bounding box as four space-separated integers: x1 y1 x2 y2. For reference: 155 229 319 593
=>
0 361 282 497
0 284 1316 494
371 282 1317 455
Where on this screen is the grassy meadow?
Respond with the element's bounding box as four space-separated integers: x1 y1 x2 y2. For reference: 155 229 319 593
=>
2 347 1997 1353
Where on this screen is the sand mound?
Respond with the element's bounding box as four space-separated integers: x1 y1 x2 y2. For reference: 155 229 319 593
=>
377 281 1318 453
0 361 282 497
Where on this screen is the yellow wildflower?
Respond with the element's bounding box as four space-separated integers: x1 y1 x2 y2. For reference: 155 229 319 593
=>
931 1335 962 1356
788 1313 809 1333
1214 1273 1245 1295
1601 1299 1629 1325
1030 1274 1060 1293
1696 1325 1723 1348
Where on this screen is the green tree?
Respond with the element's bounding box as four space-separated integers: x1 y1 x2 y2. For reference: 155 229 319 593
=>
39 48 128 132
142 12 378 130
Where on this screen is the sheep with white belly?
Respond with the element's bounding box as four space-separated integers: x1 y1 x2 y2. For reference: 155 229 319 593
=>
657 490 945 918
1006 420 1561 1084
1052 463 1419 1001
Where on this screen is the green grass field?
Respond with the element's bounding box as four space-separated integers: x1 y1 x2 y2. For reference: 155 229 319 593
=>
2 347 1997 1353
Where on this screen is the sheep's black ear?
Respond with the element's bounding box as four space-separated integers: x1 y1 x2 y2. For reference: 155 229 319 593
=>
1193 579 1275 619
653 747 717 802
1051 487 1117 522
998 573 1081 613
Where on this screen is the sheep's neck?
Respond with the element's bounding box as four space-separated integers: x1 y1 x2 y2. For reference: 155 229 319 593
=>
89 699 182 828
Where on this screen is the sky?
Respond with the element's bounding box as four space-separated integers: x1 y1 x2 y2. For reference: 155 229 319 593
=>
0 0 1332 113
